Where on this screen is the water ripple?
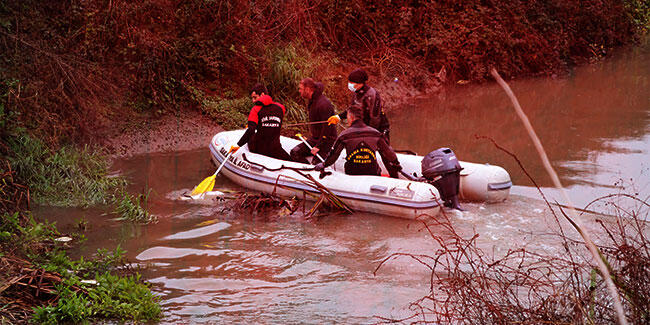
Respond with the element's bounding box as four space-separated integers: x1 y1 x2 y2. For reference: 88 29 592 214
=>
163 222 231 240
136 246 228 260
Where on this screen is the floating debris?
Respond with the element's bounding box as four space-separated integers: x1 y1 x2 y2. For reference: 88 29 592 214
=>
180 190 225 201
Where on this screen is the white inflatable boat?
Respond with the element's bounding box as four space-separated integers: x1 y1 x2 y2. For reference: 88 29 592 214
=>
208 130 511 219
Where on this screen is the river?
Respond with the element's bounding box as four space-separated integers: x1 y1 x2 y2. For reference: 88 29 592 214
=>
36 38 649 323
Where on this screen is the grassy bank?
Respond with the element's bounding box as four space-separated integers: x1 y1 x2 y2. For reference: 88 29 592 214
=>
0 138 160 322
0 146 160 323
1 210 161 323
1 87 160 322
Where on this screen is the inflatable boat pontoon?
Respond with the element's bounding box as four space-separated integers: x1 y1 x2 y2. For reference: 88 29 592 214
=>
208 130 511 219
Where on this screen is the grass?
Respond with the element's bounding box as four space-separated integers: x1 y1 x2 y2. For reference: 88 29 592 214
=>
114 189 156 224
0 212 57 255
200 95 252 130
2 118 156 224
264 43 312 124
0 211 161 324
32 253 161 324
31 261 161 324
5 132 126 207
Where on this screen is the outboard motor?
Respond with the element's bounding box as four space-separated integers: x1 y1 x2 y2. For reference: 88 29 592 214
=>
421 148 463 210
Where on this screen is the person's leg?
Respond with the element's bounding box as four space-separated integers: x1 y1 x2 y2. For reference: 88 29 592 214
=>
290 142 310 164
261 143 292 162
275 147 293 161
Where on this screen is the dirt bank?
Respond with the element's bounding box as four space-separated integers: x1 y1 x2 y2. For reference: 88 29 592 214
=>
102 111 224 159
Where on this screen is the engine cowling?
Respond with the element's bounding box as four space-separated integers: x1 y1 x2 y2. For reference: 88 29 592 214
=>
421 148 463 210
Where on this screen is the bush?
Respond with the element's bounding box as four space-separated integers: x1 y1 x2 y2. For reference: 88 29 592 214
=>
1 0 645 147
32 267 161 324
5 133 126 207
200 95 252 130
375 195 650 323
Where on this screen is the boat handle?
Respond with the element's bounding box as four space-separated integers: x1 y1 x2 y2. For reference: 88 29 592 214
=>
488 181 512 191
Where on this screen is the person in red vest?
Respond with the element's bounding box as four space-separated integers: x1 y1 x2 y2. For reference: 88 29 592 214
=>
230 83 291 161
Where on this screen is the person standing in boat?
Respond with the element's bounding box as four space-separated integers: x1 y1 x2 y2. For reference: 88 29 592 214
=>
290 78 337 164
315 104 402 178
327 68 391 141
230 83 292 161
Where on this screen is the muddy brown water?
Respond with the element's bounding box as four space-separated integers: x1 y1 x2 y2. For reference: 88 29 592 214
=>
35 39 649 324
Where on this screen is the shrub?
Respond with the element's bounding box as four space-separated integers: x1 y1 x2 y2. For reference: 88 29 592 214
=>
5 133 126 207
32 271 161 324
200 95 252 130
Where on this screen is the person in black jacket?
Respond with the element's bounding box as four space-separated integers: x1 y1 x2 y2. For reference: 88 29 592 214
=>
315 104 401 178
327 68 391 141
230 83 291 161
290 78 337 164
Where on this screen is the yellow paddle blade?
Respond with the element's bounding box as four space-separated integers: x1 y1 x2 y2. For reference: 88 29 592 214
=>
190 175 216 196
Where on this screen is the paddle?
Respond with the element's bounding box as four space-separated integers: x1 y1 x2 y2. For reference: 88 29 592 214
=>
190 149 234 196
295 133 325 162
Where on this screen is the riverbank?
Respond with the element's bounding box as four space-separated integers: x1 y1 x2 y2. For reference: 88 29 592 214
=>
2 1 646 150
0 153 161 323
102 110 225 158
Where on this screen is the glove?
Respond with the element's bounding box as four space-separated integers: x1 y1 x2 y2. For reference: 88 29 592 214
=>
229 145 240 153
327 115 340 125
314 162 325 171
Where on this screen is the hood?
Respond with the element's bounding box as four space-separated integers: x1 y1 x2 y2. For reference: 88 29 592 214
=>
257 94 273 105
312 82 324 99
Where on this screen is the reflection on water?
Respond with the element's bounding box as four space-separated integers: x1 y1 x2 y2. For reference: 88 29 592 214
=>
34 40 650 323
391 39 649 207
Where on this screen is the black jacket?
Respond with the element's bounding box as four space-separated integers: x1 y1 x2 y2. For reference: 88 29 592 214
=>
338 84 390 134
307 83 337 151
322 120 400 177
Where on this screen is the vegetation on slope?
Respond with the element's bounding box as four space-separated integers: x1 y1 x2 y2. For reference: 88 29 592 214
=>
1 0 647 143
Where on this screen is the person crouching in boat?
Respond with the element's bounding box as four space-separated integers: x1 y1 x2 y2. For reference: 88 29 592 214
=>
290 78 337 164
314 104 402 178
229 83 292 161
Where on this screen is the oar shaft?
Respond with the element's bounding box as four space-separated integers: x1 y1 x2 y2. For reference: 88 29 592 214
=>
286 120 348 130
214 150 233 176
285 120 328 127
296 135 325 162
